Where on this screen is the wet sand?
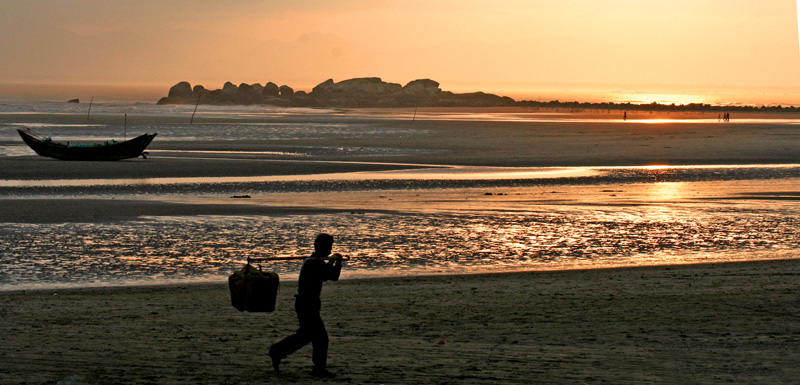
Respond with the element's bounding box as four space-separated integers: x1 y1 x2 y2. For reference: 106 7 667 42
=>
2 108 799 221
3 109 800 182
1 259 799 384
0 198 369 223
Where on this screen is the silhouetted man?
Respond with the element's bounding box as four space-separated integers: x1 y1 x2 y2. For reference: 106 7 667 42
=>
269 233 343 378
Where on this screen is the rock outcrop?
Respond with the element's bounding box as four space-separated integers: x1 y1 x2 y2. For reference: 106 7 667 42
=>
221 82 238 96
306 77 405 107
279 85 294 97
157 77 516 107
168 81 193 98
262 82 279 97
403 79 440 97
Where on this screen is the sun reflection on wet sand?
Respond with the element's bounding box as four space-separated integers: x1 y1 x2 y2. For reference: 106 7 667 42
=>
644 182 687 201
1 178 798 290
0 166 600 187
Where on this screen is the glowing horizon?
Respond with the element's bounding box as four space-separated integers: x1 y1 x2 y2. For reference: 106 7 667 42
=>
2 1 800 105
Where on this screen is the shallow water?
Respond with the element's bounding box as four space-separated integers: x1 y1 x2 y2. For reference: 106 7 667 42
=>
1 195 797 290
1 120 423 143
1 176 799 290
1 163 798 196
1 102 799 290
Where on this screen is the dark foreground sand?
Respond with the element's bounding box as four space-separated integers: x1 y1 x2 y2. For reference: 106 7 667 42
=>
2 259 799 384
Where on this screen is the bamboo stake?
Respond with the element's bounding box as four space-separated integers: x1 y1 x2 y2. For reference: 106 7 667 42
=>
190 94 201 124
87 96 93 121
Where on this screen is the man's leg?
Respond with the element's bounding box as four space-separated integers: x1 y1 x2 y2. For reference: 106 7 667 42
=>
269 304 314 373
310 317 329 370
303 313 335 377
269 330 311 362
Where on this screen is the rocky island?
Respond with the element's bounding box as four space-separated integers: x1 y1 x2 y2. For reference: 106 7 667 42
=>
157 77 800 113
157 77 516 108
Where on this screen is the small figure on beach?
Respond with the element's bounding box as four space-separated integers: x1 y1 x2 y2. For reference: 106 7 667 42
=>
623 111 627 121
269 233 344 378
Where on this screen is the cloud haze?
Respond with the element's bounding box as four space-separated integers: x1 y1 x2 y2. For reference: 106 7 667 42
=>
2 0 799 98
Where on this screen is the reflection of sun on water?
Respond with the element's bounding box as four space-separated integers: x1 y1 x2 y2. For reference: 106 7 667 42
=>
646 181 687 201
613 93 715 124
630 119 702 124
644 165 671 170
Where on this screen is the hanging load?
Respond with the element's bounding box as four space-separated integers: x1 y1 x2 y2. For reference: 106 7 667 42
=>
229 264 279 312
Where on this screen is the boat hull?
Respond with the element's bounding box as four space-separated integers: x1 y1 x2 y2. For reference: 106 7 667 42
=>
17 130 157 161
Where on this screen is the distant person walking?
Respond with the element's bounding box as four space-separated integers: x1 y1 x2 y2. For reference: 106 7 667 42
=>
623 111 627 121
269 233 344 378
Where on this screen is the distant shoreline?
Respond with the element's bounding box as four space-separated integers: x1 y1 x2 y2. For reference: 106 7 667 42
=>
2 81 800 110
516 99 800 113
155 78 800 111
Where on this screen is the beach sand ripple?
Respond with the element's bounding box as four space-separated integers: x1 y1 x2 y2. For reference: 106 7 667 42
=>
1 260 799 384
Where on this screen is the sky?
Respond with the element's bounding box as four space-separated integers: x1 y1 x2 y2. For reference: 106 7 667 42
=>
2 0 800 104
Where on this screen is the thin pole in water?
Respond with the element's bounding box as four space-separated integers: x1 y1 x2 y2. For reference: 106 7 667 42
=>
87 96 94 121
412 105 418 122
190 95 201 124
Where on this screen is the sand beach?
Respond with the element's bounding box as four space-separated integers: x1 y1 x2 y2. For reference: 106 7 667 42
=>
1 260 800 384
1 107 799 384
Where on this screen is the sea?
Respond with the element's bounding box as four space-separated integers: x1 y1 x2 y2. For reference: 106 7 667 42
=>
1 99 799 291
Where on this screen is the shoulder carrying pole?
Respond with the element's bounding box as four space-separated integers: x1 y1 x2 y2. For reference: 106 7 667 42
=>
247 255 349 264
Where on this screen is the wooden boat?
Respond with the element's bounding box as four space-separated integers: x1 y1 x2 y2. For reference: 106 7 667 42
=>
17 129 157 161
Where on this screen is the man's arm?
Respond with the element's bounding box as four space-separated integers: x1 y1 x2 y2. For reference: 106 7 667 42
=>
326 254 343 281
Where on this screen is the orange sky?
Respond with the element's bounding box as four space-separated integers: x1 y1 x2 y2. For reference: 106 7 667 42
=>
2 0 800 103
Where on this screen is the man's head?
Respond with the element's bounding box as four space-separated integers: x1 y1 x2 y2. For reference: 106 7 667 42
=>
314 233 334 256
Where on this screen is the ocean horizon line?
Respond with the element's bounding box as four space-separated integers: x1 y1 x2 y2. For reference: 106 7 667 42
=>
2 81 800 108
